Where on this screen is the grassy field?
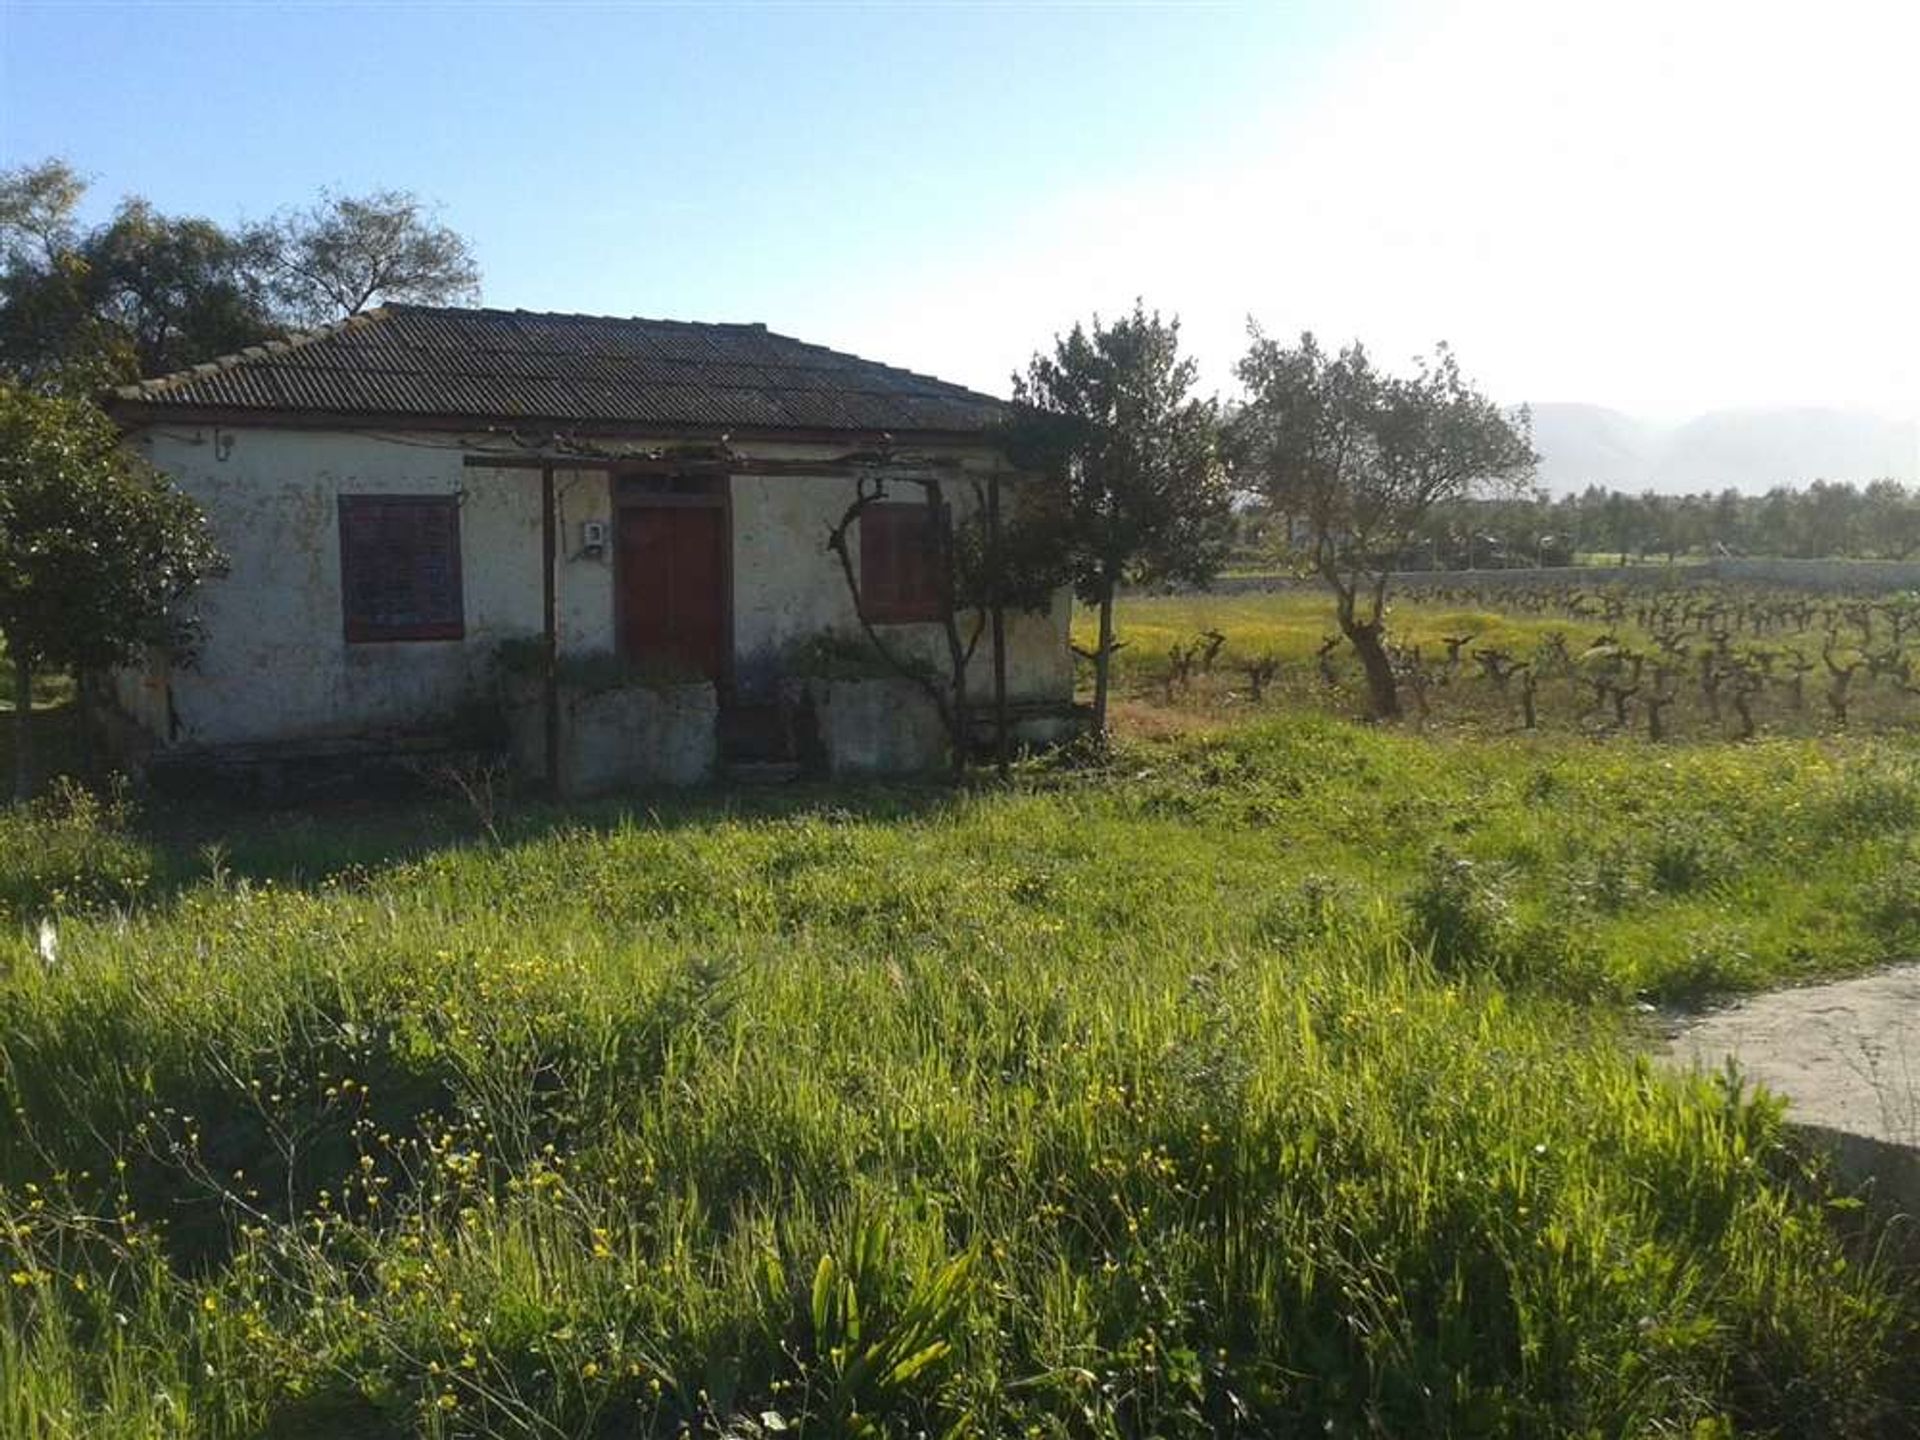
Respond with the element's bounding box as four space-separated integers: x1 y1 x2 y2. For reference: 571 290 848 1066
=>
5 588 1920 1435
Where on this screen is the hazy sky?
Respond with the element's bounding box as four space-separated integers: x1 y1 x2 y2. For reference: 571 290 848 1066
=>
2 0 1913 420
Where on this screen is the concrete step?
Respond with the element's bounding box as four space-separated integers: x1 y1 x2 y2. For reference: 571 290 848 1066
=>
718 702 796 764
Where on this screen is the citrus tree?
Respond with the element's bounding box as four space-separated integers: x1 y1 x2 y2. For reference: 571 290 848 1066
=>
0 383 224 798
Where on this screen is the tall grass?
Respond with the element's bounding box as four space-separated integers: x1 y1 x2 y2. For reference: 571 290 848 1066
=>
3 718 1919 1435
0 779 152 923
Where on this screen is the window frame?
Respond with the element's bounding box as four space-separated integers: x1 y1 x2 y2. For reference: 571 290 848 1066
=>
859 499 948 625
337 493 466 644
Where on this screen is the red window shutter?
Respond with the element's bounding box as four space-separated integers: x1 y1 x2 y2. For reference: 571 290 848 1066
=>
860 502 946 624
339 495 465 642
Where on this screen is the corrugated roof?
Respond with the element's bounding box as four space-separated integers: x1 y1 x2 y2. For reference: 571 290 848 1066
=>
110 304 1004 437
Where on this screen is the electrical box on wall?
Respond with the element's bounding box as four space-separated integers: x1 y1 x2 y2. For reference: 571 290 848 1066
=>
580 520 608 555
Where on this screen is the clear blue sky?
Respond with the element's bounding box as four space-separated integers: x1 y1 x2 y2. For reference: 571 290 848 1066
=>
0 2 1370 380
2 0 1915 421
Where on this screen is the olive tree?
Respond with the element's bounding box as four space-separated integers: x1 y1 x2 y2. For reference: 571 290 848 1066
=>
1009 304 1230 743
247 188 480 327
0 384 224 798
1231 329 1535 719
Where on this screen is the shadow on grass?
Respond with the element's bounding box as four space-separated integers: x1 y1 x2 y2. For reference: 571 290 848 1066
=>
0 700 1015 921
0 700 92 797
135 771 972 899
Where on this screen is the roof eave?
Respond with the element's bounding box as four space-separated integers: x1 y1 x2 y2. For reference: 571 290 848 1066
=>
105 399 1006 450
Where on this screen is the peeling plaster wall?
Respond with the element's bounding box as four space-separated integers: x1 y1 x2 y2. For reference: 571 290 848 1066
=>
117 428 604 748
729 468 1072 704
119 426 1071 752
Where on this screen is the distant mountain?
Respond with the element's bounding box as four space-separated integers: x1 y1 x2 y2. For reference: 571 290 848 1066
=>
1527 403 1919 494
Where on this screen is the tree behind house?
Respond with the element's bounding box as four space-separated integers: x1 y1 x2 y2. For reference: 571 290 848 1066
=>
245 188 481 328
1231 329 1535 718
1010 304 1229 743
0 160 482 387
0 383 224 799
0 161 277 387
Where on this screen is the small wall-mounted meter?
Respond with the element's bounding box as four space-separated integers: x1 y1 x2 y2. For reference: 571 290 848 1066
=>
580 519 608 555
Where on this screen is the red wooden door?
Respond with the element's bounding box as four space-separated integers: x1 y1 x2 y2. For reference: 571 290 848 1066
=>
616 506 727 679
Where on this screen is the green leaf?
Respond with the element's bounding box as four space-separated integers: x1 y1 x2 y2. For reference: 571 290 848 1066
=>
811 1254 836 1342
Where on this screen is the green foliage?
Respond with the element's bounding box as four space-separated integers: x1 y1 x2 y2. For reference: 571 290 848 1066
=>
1406 478 1920 569
0 383 224 796
75 199 279 380
1231 329 1537 575
1009 302 1230 604
0 163 277 385
1407 849 1611 999
0 383 224 677
1229 329 1536 717
1856 848 1920 951
243 187 480 327
1408 848 1513 970
0 160 484 387
1010 303 1230 738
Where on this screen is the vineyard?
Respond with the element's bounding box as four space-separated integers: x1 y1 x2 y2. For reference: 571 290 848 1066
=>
1092 578 1920 740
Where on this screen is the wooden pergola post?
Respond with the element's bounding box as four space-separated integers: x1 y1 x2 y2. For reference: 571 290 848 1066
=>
541 461 561 795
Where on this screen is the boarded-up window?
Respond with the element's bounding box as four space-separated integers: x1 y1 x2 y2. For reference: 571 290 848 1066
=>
338 495 465 642
860 501 947 624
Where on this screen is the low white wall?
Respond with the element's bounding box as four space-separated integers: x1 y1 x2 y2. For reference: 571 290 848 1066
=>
121 425 1072 753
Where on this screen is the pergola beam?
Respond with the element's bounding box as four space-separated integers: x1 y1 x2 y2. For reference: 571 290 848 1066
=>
462 451 971 478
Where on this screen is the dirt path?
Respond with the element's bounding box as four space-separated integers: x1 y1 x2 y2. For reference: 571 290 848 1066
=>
1667 963 1920 1203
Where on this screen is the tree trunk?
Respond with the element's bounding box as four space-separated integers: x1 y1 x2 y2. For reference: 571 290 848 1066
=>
1091 575 1117 746
1342 616 1401 720
1330 575 1400 721
12 655 32 804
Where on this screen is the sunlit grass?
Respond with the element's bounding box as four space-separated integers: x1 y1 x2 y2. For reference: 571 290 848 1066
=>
1089 588 1601 669
3 712 1919 1435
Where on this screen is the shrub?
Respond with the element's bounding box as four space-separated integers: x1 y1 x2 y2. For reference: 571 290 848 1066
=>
1253 872 1366 947
780 630 929 683
0 779 153 922
1407 848 1511 972
1645 818 1738 896
494 639 704 693
1409 849 1617 999
1858 852 1920 951
1812 765 1920 840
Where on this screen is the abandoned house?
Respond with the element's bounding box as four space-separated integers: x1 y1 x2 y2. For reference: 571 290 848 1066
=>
102 305 1076 791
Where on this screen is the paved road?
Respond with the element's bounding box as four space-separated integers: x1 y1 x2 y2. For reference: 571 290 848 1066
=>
1667 964 1920 1204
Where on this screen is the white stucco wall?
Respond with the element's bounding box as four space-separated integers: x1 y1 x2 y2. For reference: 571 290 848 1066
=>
728 469 1072 703
120 424 1071 751
116 428 618 747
